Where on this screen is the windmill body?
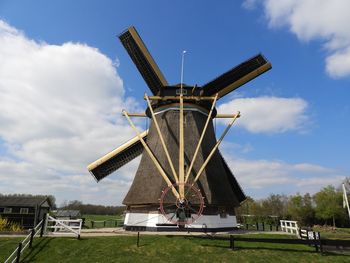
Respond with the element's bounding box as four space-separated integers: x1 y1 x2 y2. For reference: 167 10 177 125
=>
87 27 271 231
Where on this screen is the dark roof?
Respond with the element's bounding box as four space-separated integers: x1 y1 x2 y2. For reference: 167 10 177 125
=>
0 196 51 207
123 110 246 207
56 210 81 217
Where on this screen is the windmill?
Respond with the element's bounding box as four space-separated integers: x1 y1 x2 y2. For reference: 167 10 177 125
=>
87 26 271 231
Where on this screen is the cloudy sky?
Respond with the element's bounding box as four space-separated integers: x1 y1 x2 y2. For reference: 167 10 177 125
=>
0 1 349 206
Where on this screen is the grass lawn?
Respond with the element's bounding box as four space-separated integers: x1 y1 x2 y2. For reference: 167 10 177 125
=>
313 227 350 240
0 237 23 261
1 234 349 263
82 214 123 228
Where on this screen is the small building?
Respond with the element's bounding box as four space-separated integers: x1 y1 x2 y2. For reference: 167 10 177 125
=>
0 196 52 228
55 210 81 220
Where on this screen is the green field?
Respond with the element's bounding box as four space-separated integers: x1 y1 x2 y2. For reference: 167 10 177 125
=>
313 227 350 240
82 214 123 228
1 234 349 263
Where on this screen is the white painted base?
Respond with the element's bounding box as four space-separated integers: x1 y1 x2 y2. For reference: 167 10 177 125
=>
124 212 237 231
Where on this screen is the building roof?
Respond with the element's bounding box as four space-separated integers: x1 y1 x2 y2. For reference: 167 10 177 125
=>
55 210 81 218
0 196 51 208
123 110 246 206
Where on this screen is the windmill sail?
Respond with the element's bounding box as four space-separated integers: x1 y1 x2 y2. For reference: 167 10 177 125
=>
87 130 148 181
202 54 271 98
119 27 168 95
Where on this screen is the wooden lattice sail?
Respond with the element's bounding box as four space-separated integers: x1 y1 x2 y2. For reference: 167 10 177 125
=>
87 26 271 231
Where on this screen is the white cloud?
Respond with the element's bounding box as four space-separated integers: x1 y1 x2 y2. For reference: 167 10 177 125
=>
217 96 309 133
0 20 141 205
243 0 350 78
226 157 346 197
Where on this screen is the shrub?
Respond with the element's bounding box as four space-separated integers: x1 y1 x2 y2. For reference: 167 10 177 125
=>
0 217 9 231
0 217 23 232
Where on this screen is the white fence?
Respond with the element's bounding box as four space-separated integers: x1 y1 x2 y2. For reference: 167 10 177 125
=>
5 219 43 263
280 220 299 235
4 214 82 263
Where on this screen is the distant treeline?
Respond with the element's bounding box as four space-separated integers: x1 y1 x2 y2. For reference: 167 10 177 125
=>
236 179 350 228
60 200 125 215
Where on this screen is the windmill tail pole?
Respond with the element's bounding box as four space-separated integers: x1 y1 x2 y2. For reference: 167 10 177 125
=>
185 93 218 183
122 110 180 199
191 111 240 186
343 183 350 222
145 94 179 183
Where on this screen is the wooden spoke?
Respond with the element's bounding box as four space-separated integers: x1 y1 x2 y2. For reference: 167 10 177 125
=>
179 93 185 199
122 110 180 199
185 93 218 183
191 112 240 187
145 94 179 183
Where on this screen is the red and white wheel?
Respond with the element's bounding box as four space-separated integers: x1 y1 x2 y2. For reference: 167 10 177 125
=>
159 183 204 225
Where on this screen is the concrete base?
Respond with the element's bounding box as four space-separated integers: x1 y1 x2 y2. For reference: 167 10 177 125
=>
123 212 238 232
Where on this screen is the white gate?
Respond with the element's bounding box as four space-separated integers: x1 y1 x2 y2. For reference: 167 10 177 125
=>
280 220 299 235
45 214 82 238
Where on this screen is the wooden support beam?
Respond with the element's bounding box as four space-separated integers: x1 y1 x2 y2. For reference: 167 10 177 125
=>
122 110 180 199
216 113 241 118
179 93 185 199
126 113 147 117
191 112 240 186
185 94 218 183
145 95 217 101
145 95 179 183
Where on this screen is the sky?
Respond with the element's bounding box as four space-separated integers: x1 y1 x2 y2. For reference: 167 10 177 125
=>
0 0 349 206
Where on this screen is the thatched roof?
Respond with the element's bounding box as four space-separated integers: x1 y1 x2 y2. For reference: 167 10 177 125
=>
123 108 246 207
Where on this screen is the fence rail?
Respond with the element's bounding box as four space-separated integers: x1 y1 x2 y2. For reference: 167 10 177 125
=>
88 219 124 228
4 219 43 263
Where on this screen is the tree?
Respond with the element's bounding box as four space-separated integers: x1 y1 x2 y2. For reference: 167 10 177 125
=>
261 194 288 218
287 193 314 226
314 185 343 228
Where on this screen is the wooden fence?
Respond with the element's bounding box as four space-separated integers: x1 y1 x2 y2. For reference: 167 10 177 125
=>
88 219 124 228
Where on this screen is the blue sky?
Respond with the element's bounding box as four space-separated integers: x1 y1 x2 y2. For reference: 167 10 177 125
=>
0 0 349 205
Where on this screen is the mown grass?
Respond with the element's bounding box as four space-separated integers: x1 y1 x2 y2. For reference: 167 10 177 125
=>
1 234 349 263
314 227 350 240
0 237 23 261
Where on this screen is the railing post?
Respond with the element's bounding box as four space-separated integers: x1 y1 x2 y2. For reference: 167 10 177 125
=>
15 242 22 263
229 235 234 250
256 222 259 231
137 232 140 247
40 213 47 237
29 228 35 248
312 231 319 252
318 232 323 254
